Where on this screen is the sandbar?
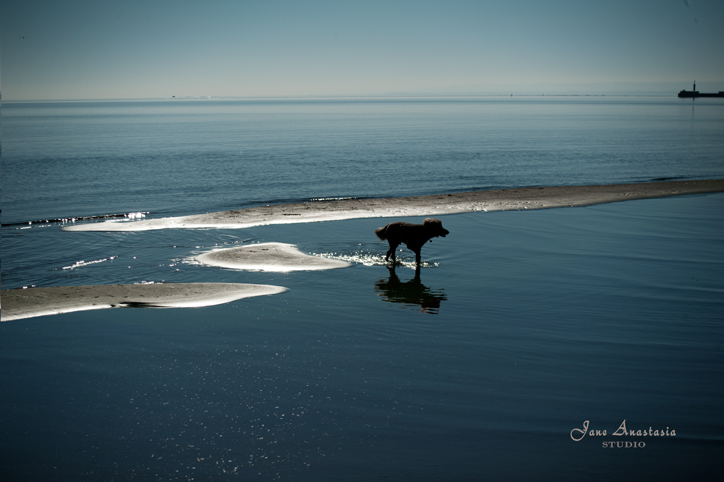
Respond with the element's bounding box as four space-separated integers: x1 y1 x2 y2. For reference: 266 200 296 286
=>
61 180 724 232
1 283 287 322
197 242 350 272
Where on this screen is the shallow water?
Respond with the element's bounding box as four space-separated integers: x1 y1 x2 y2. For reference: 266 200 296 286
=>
2 193 723 480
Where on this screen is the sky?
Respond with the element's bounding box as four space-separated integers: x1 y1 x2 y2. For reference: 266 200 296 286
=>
2 0 723 100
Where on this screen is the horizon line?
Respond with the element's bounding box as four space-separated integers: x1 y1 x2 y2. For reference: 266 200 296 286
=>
1 92 689 103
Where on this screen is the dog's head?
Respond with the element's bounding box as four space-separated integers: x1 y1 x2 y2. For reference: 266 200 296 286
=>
423 218 449 238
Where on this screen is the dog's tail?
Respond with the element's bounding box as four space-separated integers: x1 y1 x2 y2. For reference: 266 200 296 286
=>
375 225 388 241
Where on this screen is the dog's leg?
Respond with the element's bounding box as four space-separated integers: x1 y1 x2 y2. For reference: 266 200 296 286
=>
413 249 421 267
385 244 397 262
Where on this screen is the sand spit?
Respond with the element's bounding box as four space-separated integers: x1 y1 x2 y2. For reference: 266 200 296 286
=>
62 180 724 232
1 283 288 322
197 242 351 272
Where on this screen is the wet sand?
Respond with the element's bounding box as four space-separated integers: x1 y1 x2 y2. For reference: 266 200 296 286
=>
197 242 351 272
62 180 724 232
1 283 287 322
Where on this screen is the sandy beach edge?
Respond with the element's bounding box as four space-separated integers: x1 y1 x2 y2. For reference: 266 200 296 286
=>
1 283 288 322
61 179 724 232
197 242 351 272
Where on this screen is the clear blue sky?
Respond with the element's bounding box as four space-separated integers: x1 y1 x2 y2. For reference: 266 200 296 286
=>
2 0 723 100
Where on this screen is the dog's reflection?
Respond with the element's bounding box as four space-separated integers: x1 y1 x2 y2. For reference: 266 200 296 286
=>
374 265 447 314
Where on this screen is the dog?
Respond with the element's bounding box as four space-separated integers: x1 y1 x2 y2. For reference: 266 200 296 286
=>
375 218 449 266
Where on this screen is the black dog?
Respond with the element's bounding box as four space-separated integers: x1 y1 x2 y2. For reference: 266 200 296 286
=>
375 218 449 266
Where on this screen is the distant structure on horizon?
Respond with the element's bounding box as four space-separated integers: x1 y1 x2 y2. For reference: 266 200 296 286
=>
678 81 724 98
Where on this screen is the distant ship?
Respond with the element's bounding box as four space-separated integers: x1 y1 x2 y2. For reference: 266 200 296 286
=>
678 81 724 98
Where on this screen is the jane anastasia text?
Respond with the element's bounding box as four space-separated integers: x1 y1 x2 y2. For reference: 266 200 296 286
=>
570 420 676 447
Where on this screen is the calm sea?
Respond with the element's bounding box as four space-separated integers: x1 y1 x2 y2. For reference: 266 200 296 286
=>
2 97 724 480
4 96 724 226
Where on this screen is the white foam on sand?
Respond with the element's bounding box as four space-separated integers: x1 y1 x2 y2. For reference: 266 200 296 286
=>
1 283 288 321
60 180 724 232
196 242 351 272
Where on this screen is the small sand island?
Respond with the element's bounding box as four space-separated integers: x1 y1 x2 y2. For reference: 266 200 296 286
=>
1 283 287 321
62 180 724 232
197 242 351 272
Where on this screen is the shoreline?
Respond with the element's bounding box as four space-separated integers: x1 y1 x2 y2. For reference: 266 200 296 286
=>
1 283 287 322
196 242 351 272
62 180 724 232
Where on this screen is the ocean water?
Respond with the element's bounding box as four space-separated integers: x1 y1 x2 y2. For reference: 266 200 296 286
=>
2 97 724 480
3 96 724 226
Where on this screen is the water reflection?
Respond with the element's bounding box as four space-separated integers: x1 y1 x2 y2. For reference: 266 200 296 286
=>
374 266 447 314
